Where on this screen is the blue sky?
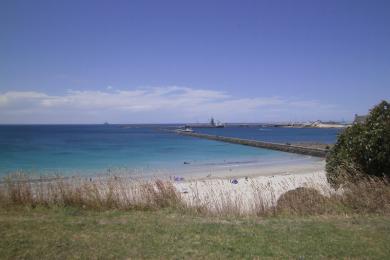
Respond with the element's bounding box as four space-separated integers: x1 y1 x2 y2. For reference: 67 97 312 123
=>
1 0 389 123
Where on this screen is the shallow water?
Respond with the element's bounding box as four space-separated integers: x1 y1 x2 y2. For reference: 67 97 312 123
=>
0 125 338 177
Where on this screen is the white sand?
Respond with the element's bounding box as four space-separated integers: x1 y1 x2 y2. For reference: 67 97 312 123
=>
179 158 325 180
25 157 331 215
172 159 332 214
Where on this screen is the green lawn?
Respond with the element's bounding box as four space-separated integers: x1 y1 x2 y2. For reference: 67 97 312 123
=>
1 207 390 259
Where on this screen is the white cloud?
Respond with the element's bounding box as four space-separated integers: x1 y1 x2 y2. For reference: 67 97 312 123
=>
0 86 345 123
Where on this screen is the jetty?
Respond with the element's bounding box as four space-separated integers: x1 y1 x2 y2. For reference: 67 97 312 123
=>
176 131 328 158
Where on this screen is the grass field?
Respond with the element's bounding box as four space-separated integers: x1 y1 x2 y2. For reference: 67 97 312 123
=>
1 206 390 259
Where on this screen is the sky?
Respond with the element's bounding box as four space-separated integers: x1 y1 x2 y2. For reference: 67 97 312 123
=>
1 0 389 124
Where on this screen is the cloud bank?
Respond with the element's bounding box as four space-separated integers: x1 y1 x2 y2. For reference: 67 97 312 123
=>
0 86 343 123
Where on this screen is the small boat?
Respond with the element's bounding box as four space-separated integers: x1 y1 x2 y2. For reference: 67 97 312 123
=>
177 125 194 133
182 125 194 132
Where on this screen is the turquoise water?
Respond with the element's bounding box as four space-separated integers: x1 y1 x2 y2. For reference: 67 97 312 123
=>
0 125 337 177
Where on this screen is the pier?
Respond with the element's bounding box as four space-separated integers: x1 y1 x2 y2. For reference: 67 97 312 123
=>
176 131 328 158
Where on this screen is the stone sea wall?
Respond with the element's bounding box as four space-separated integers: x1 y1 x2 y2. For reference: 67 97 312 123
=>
177 131 328 158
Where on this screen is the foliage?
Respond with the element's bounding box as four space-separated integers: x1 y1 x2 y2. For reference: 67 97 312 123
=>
326 100 390 187
276 187 331 215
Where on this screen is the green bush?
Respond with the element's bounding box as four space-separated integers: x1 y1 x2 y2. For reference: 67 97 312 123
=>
326 100 390 187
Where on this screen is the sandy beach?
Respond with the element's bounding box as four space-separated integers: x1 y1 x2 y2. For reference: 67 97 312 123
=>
0 157 330 215
176 157 325 180
172 159 330 214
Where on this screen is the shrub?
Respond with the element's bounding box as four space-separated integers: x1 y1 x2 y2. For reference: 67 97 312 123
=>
276 187 330 215
341 177 390 214
326 101 390 187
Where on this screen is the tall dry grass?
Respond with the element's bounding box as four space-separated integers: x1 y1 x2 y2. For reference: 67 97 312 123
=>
0 173 389 216
0 173 183 211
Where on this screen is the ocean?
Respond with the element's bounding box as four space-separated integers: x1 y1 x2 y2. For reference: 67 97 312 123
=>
0 125 341 177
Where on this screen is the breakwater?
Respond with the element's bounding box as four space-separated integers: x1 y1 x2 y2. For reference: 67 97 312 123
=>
176 131 328 158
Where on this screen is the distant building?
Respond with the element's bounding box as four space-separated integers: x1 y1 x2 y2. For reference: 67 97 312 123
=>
210 117 215 127
354 114 368 124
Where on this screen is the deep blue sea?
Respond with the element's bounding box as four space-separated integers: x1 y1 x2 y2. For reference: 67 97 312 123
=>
0 125 341 177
